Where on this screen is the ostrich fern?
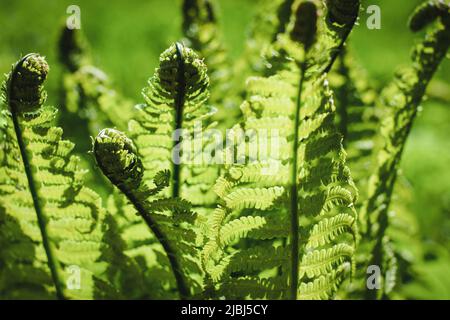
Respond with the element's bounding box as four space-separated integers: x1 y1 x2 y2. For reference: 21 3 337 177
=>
1 0 449 300
0 54 142 299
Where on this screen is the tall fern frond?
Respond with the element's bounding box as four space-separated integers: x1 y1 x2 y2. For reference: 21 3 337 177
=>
202 0 360 300
329 50 380 232
93 128 202 299
0 54 142 299
362 2 450 298
95 44 218 298
128 43 219 214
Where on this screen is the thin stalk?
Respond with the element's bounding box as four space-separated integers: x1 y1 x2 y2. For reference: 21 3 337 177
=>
336 52 349 147
172 42 186 199
116 185 190 299
289 62 306 300
7 54 65 300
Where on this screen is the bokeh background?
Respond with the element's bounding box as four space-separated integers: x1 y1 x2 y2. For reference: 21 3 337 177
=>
0 0 449 299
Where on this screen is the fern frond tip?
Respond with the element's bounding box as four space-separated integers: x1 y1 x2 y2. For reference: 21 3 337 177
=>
157 42 209 97
93 128 144 190
326 0 360 25
290 1 318 49
7 53 49 113
408 0 450 32
58 27 90 71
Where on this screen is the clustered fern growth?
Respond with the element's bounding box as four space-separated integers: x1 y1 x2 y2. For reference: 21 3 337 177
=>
0 0 449 300
0 54 142 299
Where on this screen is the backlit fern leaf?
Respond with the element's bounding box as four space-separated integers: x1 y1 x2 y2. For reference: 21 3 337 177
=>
225 245 289 276
96 44 221 298
0 54 141 299
94 127 206 299
129 43 219 212
298 263 349 300
361 3 450 298
202 0 359 299
218 276 287 299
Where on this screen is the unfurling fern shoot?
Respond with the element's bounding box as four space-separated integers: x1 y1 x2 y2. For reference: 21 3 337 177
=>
326 0 360 25
4 54 64 299
129 42 218 215
408 0 450 32
93 128 190 299
1 54 139 299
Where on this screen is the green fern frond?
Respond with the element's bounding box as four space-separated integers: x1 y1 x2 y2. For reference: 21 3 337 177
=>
225 245 289 275
298 263 349 299
306 213 356 249
218 276 288 299
94 128 205 299
299 243 354 279
362 2 450 298
223 187 284 210
219 215 267 246
99 43 221 298
0 54 141 299
129 43 219 213
202 0 359 299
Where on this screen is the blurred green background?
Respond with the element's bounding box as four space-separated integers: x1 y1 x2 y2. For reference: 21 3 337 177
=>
0 0 449 298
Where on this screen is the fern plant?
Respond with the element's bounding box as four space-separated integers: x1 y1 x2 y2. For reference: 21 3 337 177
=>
361 1 450 299
0 54 142 299
330 0 450 299
59 27 135 140
1 0 449 300
201 0 360 300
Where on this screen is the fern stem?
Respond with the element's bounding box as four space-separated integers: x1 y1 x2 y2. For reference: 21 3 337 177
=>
335 51 349 147
172 42 187 199
289 63 306 300
93 128 190 299
7 54 65 300
116 185 190 299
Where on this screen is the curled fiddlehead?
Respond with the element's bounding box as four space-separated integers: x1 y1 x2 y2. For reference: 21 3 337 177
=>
326 0 360 25
7 54 49 113
1 54 141 299
94 128 195 299
94 129 144 191
4 54 64 298
409 0 450 32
